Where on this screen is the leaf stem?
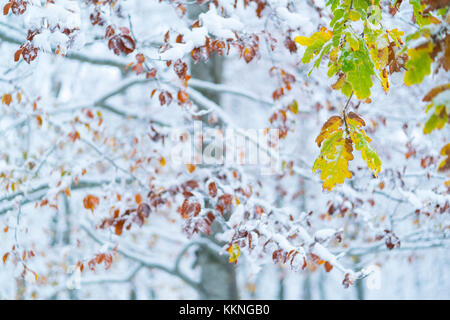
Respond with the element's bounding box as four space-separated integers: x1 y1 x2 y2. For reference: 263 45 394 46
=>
342 91 354 134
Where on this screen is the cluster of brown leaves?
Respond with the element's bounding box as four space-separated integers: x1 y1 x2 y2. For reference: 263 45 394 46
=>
388 0 447 17
3 248 35 264
273 248 308 270
157 34 192 105
106 26 136 56
230 227 308 272
269 67 296 100
86 0 120 26
99 200 150 236
241 0 267 18
269 100 298 139
3 0 27 16
3 245 39 282
192 37 231 63
83 194 99 212
232 230 257 251
376 230 401 250
173 59 190 104
76 252 114 273
309 253 333 272
14 30 40 64
430 34 450 73
284 34 298 54
421 0 450 14
420 155 437 169
176 174 249 236
13 21 79 63
388 0 402 16
414 201 450 217
386 42 408 75
320 196 376 222
174 180 210 235
126 53 158 79
234 34 260 64
179 198 202 219
185 21 233 63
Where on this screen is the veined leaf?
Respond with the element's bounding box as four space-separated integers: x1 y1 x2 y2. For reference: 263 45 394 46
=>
423 104 448 134
348 10 361 21
409 0 435 27
404 42 433 86
423 85 449 134
353 0 371 11
313 117 354 191
342 47 375 99
315 115 343 147
438 143 450 173
295 27 333 64
423 84 450 102
347 112 382 176
313 130 354 191
330 9 346 27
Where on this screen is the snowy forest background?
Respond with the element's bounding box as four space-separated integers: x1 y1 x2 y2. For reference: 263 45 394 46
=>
0 0 449 300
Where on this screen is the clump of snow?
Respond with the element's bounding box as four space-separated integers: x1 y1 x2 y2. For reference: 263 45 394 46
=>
159 27 208 61
275 7 314 34
199 6 244 39
314 228 336 243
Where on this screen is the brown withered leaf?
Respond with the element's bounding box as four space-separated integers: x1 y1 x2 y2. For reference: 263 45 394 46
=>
347 112 366 126
387 42 406 74
132 63 145 75
105 25 115 38
2 93 12 106
342 273 353 288
388 0 402 16
137 203 151 218
177 90 189 104
422 0 449 14
272 87 284 101
423 83 450 102
173 59 188 79
146 68 157 79
114 219 125 236
315 116 343 147
159 90 173 106
243 46 256 63
2 252 9 264
3 2 12 15
284 36 297 54
83 194 99 212
208 181 217 198
191 47 202 63
108 34 136 55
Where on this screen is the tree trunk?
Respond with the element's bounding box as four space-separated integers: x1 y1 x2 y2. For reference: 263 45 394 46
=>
196 243 238 299
354 255 365 300
302 271 312 300
188 4 238 300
